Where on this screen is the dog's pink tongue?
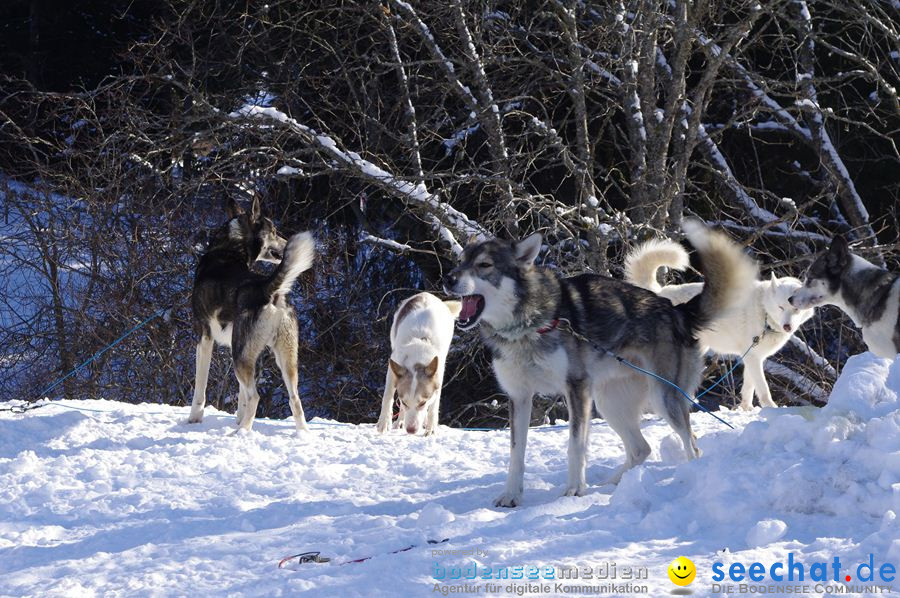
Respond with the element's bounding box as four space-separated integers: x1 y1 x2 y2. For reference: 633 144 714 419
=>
459 296 480 320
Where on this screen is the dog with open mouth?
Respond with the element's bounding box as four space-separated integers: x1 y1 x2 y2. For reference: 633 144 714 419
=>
444 221 758 507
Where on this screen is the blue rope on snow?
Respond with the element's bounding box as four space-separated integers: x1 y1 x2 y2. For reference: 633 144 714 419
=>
21 306 171 409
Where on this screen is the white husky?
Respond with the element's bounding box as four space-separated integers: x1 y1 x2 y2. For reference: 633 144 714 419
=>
376 292 461 435
625 239 815 409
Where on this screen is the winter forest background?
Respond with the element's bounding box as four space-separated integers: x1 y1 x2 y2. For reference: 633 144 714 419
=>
0 0 897 428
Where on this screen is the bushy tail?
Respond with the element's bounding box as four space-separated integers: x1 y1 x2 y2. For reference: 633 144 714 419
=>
443 300 462 318
623 238 690 292
678 219 758 335
265 232 315 299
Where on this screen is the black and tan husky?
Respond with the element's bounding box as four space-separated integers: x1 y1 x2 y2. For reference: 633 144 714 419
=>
188 197 314 432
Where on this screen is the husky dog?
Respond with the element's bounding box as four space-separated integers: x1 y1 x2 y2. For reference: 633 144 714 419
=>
376 292 461 435
790 236 899 358
188 197 315 431
625 239 815 409
444 220 758 507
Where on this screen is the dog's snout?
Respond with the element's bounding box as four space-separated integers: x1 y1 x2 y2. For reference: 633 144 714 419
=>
783 324 792 332
405 425 417 434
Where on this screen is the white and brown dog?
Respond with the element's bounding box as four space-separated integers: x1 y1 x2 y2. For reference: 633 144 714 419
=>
376 292 460 435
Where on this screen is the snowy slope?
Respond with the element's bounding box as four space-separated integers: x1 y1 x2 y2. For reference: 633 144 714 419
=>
1 354 899 597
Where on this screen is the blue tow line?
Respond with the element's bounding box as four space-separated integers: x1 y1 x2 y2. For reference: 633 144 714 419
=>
613 333 763 430
544 318 766 430
1 306 171 413
611 353 744 430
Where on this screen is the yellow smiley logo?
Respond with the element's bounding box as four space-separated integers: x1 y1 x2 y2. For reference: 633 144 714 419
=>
667 556 696 586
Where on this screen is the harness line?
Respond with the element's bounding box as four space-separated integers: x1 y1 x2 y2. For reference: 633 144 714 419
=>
539 317 767 430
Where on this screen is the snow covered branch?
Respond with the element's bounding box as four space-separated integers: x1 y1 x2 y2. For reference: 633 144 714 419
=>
232 105 486 255
788 335 838 380
359 233 414 254
764 361 829 403
382 5 425 184
792 0 878 247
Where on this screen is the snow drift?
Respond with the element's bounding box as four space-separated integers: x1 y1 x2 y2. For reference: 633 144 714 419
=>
0 353 898 596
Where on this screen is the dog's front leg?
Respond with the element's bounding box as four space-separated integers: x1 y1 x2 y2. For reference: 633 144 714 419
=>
423 385 441 436
376 368 397 434
564 380 591 497
743 353 776 408
738 352 758 409
495 394 532 508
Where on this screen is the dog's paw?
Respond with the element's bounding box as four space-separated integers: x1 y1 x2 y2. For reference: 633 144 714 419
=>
563 484 587 497
738 402 754 412
493 492 521 508
375 418 391 434
186 414 203 424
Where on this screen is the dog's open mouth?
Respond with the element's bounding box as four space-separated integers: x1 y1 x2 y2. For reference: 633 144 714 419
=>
457 295 485 329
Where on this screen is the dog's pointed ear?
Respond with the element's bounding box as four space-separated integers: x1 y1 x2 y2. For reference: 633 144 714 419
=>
250 196 261 222
466 234 480 247
770 271 778 284
826 236 850 272
515 233 542 265
389 359 406 378
424 356 439 378
225 197 244 219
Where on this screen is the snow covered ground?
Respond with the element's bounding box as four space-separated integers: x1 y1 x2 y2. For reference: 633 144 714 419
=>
1 353 899 597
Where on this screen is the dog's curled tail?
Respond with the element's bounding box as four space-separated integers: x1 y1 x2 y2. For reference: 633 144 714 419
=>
679 219 758 334
266 231 315 299
443 300 462 319
623 238 690 292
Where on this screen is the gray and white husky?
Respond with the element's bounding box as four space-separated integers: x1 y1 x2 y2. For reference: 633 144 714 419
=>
625 239 815 409
444 220 758 507
188 197 315 431
790 236 899 358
